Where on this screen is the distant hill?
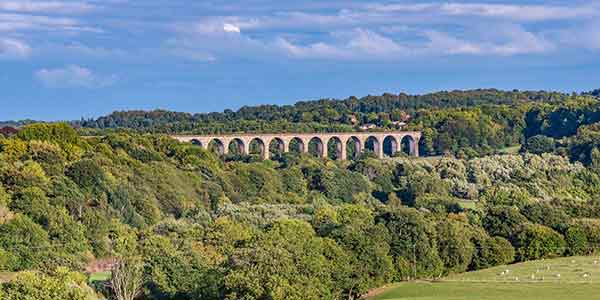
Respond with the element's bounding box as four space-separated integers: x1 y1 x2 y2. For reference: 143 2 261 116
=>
75 89 568 133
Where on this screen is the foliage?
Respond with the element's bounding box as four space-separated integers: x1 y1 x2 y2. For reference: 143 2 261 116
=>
1 268 99 300
0 121 599 299
515 224 566 261
523 135 555 155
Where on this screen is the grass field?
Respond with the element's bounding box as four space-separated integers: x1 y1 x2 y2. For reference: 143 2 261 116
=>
88 271 111 283
497 145 521 155
372 256 600 300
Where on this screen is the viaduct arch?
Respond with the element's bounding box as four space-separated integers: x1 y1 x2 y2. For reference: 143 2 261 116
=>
172 131 421 160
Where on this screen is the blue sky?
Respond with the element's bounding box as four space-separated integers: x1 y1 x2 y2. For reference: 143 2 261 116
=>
1 0 600 121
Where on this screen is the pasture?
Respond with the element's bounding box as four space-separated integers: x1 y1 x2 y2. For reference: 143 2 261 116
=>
372 256 600 300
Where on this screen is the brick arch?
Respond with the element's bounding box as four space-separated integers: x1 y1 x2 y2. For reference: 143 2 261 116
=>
191 139 203 147
326 136 344 160
308 136 325 158
365 136 380 156
249 137 267 159
289 137 305 153
268 137 286 158
401 135 417 156
208 138 225 155
383 135 398 156
346 136 361 159
228 138 246 155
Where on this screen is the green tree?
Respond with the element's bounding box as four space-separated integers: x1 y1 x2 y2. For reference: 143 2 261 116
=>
483 206 528 241
225 219 336 300
515 224 566 261
470 231 514 270
1 268 99 300
436 220 475 274
524 135 555 154
0 214 52 271
377 207 443 279
565 225 588 256
328 205 394 298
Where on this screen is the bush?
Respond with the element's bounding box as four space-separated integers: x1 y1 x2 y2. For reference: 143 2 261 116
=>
0 214 52 271
482 206 528 241
565 225 589 255
515 224 566 261
524 135 555 155
377 207 443 279
436 220 474 274
1 268 99 300
470 231 514 270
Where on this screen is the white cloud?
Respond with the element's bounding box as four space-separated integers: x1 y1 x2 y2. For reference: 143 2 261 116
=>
424 24 554 56
439 3 596 21
34 65 116 88
275 38 349 59
0 13 100 32
423 31 483 55
163 2 600 62
366 2 599 22
276 29 410 59
223 23 240 33
0 38 31 59
0 1 96 14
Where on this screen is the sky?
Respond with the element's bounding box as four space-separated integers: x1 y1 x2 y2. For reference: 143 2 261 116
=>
1 0 600 121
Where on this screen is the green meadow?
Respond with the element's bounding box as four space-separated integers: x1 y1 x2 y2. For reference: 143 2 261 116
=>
373 256 600 300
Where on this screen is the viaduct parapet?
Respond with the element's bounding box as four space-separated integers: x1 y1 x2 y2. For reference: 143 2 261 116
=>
172 131 421 160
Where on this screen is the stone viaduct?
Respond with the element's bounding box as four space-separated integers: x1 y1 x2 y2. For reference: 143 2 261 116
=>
172 131 421 160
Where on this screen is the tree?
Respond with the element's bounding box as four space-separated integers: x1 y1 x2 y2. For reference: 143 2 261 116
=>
110 256 145 300
565 225 588 256
483 206 528 241
225 219 337 300
470 230 514 270
524 135 555 154
65 159 108 196
1 268 99 300
436 220 474 274
515 224 566 261
377 207 443 280
328 205 394 299
0 214 51 271
141 234 221 300
522 202 569 233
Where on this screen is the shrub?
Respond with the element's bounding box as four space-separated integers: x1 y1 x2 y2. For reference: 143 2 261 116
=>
565 225 589 255
1 268 99 300
436 220 475 274
482 206 528 241
515 224 566 261
470 231 514 270
524 135 555 155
